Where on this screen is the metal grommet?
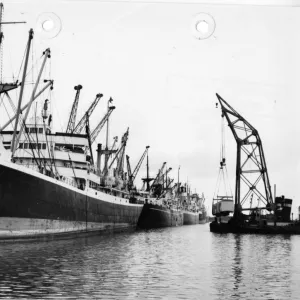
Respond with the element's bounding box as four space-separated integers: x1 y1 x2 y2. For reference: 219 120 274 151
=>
192 13 216 40
35 12 62 39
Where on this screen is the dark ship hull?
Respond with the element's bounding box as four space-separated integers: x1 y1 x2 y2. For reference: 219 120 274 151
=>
137 203 183 229
198 216 207 224
199 210 208 224
210 219 300 234
0 160 143 241
183 211 199 225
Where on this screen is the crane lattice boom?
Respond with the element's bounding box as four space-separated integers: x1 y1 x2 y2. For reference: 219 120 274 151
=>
216 93 274 215
90 106 115 144
126 155 132 180
132 146 149 181
150 162 166 188
105 128 129 177
66 85 82 133
127 146 150 190
73 93 103 134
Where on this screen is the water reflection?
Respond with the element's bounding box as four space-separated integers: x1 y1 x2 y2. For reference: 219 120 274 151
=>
232 234 242 295
0 226 298 299
211 233 292 300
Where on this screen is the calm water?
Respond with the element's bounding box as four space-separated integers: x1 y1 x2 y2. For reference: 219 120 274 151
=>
0 224 300 299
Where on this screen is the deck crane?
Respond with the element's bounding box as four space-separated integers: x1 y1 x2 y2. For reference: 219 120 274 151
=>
126 155 132 185
90 105 116 144
162 167 172 188
152 166 172 197
109 136 118 158
127 146 150 190
104 128 129 179
66 85 82 133
85 116 94 166
150 162 166 189
216 93 274 220
96 135 118 176
72 93 103 134
85 105 115 169
114 128 129 180
158 178 175 199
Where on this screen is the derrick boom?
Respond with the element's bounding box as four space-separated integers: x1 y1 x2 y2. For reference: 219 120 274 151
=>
115 128 129 177
126 155 132 181
106 128 129 177
90 106 115 144
128 146 150 190
66 85 82 133
216 93 274 215
73 93 103 134
132 146 149 182
150 162 166 189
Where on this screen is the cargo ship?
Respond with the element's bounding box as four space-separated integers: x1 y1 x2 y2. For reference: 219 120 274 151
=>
198 194 208 224
210 94 299 234
182 190 207 225
137 201 183 229
137 163 184 229
0 15 145 240
137 165 204 228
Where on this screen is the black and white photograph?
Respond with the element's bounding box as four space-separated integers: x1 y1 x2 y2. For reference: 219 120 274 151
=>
0 0 299 299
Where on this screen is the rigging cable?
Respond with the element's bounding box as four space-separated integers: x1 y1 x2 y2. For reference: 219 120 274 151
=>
213 114 233 199
16 39 28 83
0 6 4 83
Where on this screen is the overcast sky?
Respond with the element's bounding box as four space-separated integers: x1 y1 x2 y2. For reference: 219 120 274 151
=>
2 0 300 216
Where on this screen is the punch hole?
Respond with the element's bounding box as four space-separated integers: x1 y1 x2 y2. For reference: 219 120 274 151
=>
36 12 62 39
196 21 209 34
42 19 54 32
192 13 216 40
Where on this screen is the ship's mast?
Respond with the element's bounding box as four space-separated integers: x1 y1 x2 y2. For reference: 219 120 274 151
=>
12 48 50 156
146 150 150 191
0 3 26 53
0 3 26 93
11 29 33 153
141 147 153 191
177 165 180 196
103 97 113 173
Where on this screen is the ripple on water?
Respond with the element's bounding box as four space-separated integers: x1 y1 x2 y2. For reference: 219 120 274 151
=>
0 225 300 299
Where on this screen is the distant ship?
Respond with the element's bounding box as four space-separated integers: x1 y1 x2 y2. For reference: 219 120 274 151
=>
136 162 183 229
137 198 184 229
182 191 207 225
0 12 146 240
137 164 204 228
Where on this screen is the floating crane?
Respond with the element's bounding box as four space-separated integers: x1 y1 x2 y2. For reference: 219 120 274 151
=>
72 93 103 134
127 146 150 190
66 85 82 133
216 93 274 220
